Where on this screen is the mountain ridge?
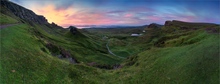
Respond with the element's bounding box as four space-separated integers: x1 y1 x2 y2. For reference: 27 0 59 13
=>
1 0 48 24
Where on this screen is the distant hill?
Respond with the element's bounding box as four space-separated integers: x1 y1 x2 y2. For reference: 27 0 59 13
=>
165 20 218 28
82 26 146 38
75 25 144 28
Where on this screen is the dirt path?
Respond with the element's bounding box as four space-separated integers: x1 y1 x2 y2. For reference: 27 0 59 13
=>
0 23 20 29
106 40 125 59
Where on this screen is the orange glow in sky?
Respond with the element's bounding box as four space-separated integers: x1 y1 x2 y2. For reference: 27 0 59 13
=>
11 0 219 27
30 4 77 27
30 4 121 27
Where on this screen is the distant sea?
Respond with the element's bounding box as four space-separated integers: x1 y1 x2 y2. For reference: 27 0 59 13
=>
75 25 144 29
76 26 91 29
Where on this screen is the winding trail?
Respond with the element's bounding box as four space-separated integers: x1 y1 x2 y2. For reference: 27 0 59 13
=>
106 40 125 59
0 23 20 29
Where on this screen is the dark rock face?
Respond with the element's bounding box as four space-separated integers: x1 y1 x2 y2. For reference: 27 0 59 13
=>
87 62 123 69
69 58 77 64
51 22 58 26
60 49 78 64
165 20 172 26
1 0 48 24
60 49 71 58
43 22 64 30
45 42 78 64
113 64 123 69
69 26 78 35
45 43 59 54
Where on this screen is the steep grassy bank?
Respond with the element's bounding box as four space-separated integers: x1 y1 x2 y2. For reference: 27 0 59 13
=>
0 13 18 24
31 24 121 65
0 24 69 83
0 11 118 83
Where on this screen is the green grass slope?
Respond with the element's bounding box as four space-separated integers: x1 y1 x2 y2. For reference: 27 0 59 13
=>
0 21 107 84
1 20 219 84
32 24 121 64
87 21 219 83
0 24 70 83
101 30 219 84
0 13 19 24
0 9 119 83
0 1 219 83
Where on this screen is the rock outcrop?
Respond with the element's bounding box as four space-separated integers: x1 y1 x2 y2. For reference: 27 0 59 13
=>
69 26 78 35
148 23 161 29
1 0 48 24
45 22 64 29
164 20 172 26
60 48 71 58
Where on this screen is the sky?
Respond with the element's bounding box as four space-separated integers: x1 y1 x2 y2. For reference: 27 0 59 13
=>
10 0 220 27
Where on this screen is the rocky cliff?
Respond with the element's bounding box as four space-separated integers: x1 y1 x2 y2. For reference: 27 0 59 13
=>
69 26 79 35
0 0 48 24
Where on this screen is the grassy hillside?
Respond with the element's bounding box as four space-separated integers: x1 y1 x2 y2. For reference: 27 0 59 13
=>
0 14 117 83
82 27 149 58
103 30 219 84
79 21 219 83
0 1 219 83
0 13 19 24
1 13 219 83
32 24 121 64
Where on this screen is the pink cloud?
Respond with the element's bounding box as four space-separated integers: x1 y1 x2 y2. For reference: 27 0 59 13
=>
148 16 160 21
30 4 76 26
124 13 133 18
63 11 117 25
29 4 155 27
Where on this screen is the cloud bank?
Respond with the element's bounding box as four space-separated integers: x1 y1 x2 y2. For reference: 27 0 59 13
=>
11 0 220 27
